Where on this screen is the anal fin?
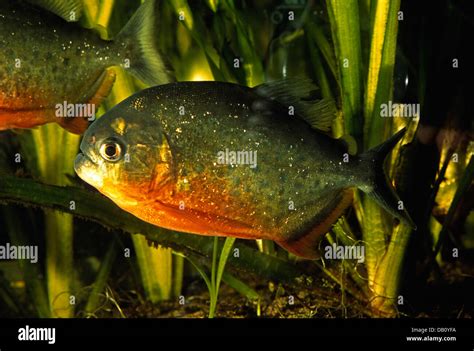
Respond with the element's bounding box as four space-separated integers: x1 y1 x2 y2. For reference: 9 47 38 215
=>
84 68 117 107
57 68 116 134
56 113 90 134
277 189 353 259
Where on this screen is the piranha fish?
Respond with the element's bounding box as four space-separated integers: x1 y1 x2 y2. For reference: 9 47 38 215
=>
0 0 170 134
74 80 415 259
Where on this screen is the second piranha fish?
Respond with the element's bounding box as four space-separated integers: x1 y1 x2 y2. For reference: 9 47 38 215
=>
75 80 415 259
0 0 169 134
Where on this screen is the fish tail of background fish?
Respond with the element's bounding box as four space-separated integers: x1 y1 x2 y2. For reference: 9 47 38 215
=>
28 0 83 22
113 0 173 86
357 128 416 229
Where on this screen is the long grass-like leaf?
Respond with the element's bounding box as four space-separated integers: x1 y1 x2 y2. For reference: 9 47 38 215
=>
305 22 338 81
209 237 235 317
306 26 333 100
433 156 474 257
215 237 236 293
185 257 212 293
221 0 264 86
172 255 184 298
84 238 118 315
26 123 80 318
364 0 401 148
221 272 259 302
132 235 172 302
167 0 226 81
371 223 411 315
2 207 50 317
326 0 363 141
360 0 401 314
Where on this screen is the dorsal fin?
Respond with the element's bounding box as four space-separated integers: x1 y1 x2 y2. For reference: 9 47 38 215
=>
254 79 337 132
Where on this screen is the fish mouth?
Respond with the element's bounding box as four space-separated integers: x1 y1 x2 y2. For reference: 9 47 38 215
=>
74 153 90 173
74 153 103 189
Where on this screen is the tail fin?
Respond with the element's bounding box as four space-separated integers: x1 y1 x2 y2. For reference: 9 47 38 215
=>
115 0 173 85
359 128 416 229
28 0 83 22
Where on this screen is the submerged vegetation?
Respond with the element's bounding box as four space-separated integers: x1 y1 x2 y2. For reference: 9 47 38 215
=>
0 0 472 318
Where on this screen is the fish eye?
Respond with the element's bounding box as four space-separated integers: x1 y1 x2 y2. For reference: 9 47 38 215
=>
99 139 123 162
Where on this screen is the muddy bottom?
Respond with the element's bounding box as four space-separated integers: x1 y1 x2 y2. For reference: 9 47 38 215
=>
115 261 473 318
